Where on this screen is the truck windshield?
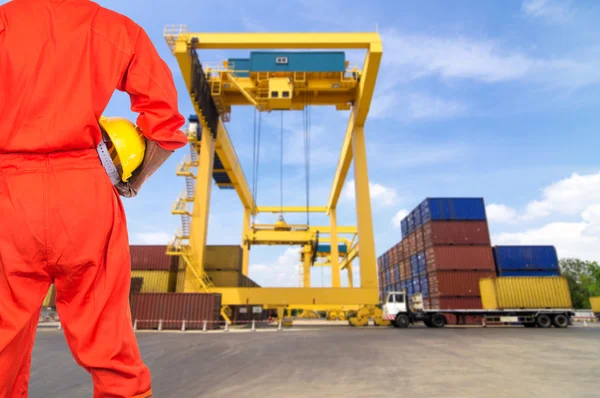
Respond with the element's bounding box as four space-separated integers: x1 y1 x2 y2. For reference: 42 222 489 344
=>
388 294 394 303
395 294 404 303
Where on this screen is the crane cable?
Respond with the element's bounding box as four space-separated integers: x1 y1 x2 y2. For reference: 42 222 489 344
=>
251 109 262 224
280 111 284 216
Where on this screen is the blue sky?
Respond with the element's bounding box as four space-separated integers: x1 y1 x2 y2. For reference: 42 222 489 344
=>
6 0 600 286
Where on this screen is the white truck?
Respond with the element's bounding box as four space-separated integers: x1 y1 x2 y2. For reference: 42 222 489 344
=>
382 291 574 328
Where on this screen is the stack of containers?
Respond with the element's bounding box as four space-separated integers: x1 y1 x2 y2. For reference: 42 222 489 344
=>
493 246 561 277
400 198 496 318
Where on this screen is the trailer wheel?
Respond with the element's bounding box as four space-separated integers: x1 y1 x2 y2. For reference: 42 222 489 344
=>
552 314 569 328
535 314 552 328
395 314 410 328
430 314 446 328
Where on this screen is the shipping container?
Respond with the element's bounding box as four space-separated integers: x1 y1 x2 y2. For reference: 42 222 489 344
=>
204 245 243 271
408 212 415 234
590 297 600 314
417 252 427 275
393 264 400 283
480 277 572 310
130 293 221 330
420 275 429 298
429 296 483 310
414 207 423 227
410 255 419 277
493 246 559 270
425 246 496 271
413 278 421 294
428 270 496 296
396 243 404 262
403 240 410 260
419 198 487 222
131 270 171 293
415 227 424 252
497 269 561 277
130 245 179 271
401 219 409 239
409 234 417 255
423 221 491 247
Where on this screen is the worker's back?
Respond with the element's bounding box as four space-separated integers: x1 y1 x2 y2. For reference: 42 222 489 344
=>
0 0 185 154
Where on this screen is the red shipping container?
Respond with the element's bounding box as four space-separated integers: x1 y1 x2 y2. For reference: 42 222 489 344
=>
415 227 425 252
395 242 403 262
425 246 495 271
428 270 496 296
443 314 484 325
130 293 221 330
423 221 491 247
130 245 179 270
401 240 409 261
429 295 483 310
409 235 417 255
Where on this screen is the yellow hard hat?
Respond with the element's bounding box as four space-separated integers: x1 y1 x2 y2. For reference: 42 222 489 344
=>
98 116 146 183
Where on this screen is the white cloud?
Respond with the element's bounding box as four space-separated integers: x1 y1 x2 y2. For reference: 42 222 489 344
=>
343 180 399 207
407 93 468 120
524 171 600 219
392 209 409 229
486 204 519 224
522 0 573 24
250 247 301 287
132 232 172 245
493 207 600 262
379 30 600 91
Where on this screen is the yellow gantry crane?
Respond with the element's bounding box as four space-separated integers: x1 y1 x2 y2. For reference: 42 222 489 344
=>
164 25 387 325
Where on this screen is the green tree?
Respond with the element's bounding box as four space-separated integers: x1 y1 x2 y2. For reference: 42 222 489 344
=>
559 258 600 309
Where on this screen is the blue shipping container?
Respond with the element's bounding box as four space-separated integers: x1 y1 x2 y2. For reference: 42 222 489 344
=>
249 51 346 73
413 279 421 294
407 281 414 296
493 246 559 270
401 219 409 239
407 212 416 234
420 275 429 298
419 198 487 221
393 265 400 282
498 270 561 277
414 207 423 227
417 252 427 275
410 255 419 277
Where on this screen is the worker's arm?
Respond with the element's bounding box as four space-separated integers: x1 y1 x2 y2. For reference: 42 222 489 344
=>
116 25 188 197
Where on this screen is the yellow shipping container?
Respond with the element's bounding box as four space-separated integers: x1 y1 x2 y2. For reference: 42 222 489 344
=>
204 245 242 271
590 297 600 313
207 270 241 287
480 277 572 310
131 270 171 293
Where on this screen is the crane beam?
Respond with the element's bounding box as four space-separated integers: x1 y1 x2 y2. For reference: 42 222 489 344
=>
210 287 379 306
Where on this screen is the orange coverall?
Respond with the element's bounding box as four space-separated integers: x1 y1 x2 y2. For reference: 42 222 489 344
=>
0 1 188 397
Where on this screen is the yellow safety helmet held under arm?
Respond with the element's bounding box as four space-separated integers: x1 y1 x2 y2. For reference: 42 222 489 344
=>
97 116 146 184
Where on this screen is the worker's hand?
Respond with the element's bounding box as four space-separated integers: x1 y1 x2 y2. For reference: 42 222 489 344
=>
114 181 139 198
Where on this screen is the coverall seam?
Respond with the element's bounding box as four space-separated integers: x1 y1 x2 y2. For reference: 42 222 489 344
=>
42 164 51 273
90 9 134 58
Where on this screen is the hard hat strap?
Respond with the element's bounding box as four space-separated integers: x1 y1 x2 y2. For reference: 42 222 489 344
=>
97 141 121 185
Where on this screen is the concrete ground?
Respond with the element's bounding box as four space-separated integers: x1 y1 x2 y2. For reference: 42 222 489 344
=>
30 323 600 398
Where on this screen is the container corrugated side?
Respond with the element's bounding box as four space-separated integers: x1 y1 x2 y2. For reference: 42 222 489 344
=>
428 270 495 296
425 246 496 271
409 235 417 255
590 297 600 313
130 245 175 270
421 198 487 221
402 240 410 260
130 293 221 330
429 296 483 310
204 245 243 271
131 270 171 293
479 277 572 310
415 227 425 252
423 221 491 247
401 219 409 238
493 246 559 270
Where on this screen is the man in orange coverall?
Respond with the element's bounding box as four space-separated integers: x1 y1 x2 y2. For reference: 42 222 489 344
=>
0 0 188 396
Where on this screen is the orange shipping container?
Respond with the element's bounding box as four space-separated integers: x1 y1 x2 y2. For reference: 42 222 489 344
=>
423 221 491 247
425 246 495 272
402 240 410 261
416 227 424 252
428 270 496 296
409 235 417 256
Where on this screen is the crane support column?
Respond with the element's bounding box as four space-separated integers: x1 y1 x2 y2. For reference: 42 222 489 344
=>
303 245 312 288
242 207 251 276
352 126 377 289
347 263 354 288
187 127 215 291
329 209 341 288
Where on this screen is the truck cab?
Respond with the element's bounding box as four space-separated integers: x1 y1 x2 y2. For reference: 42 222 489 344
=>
383 291 409 320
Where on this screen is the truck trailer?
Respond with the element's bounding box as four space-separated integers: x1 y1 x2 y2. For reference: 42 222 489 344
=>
382 277 575 328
